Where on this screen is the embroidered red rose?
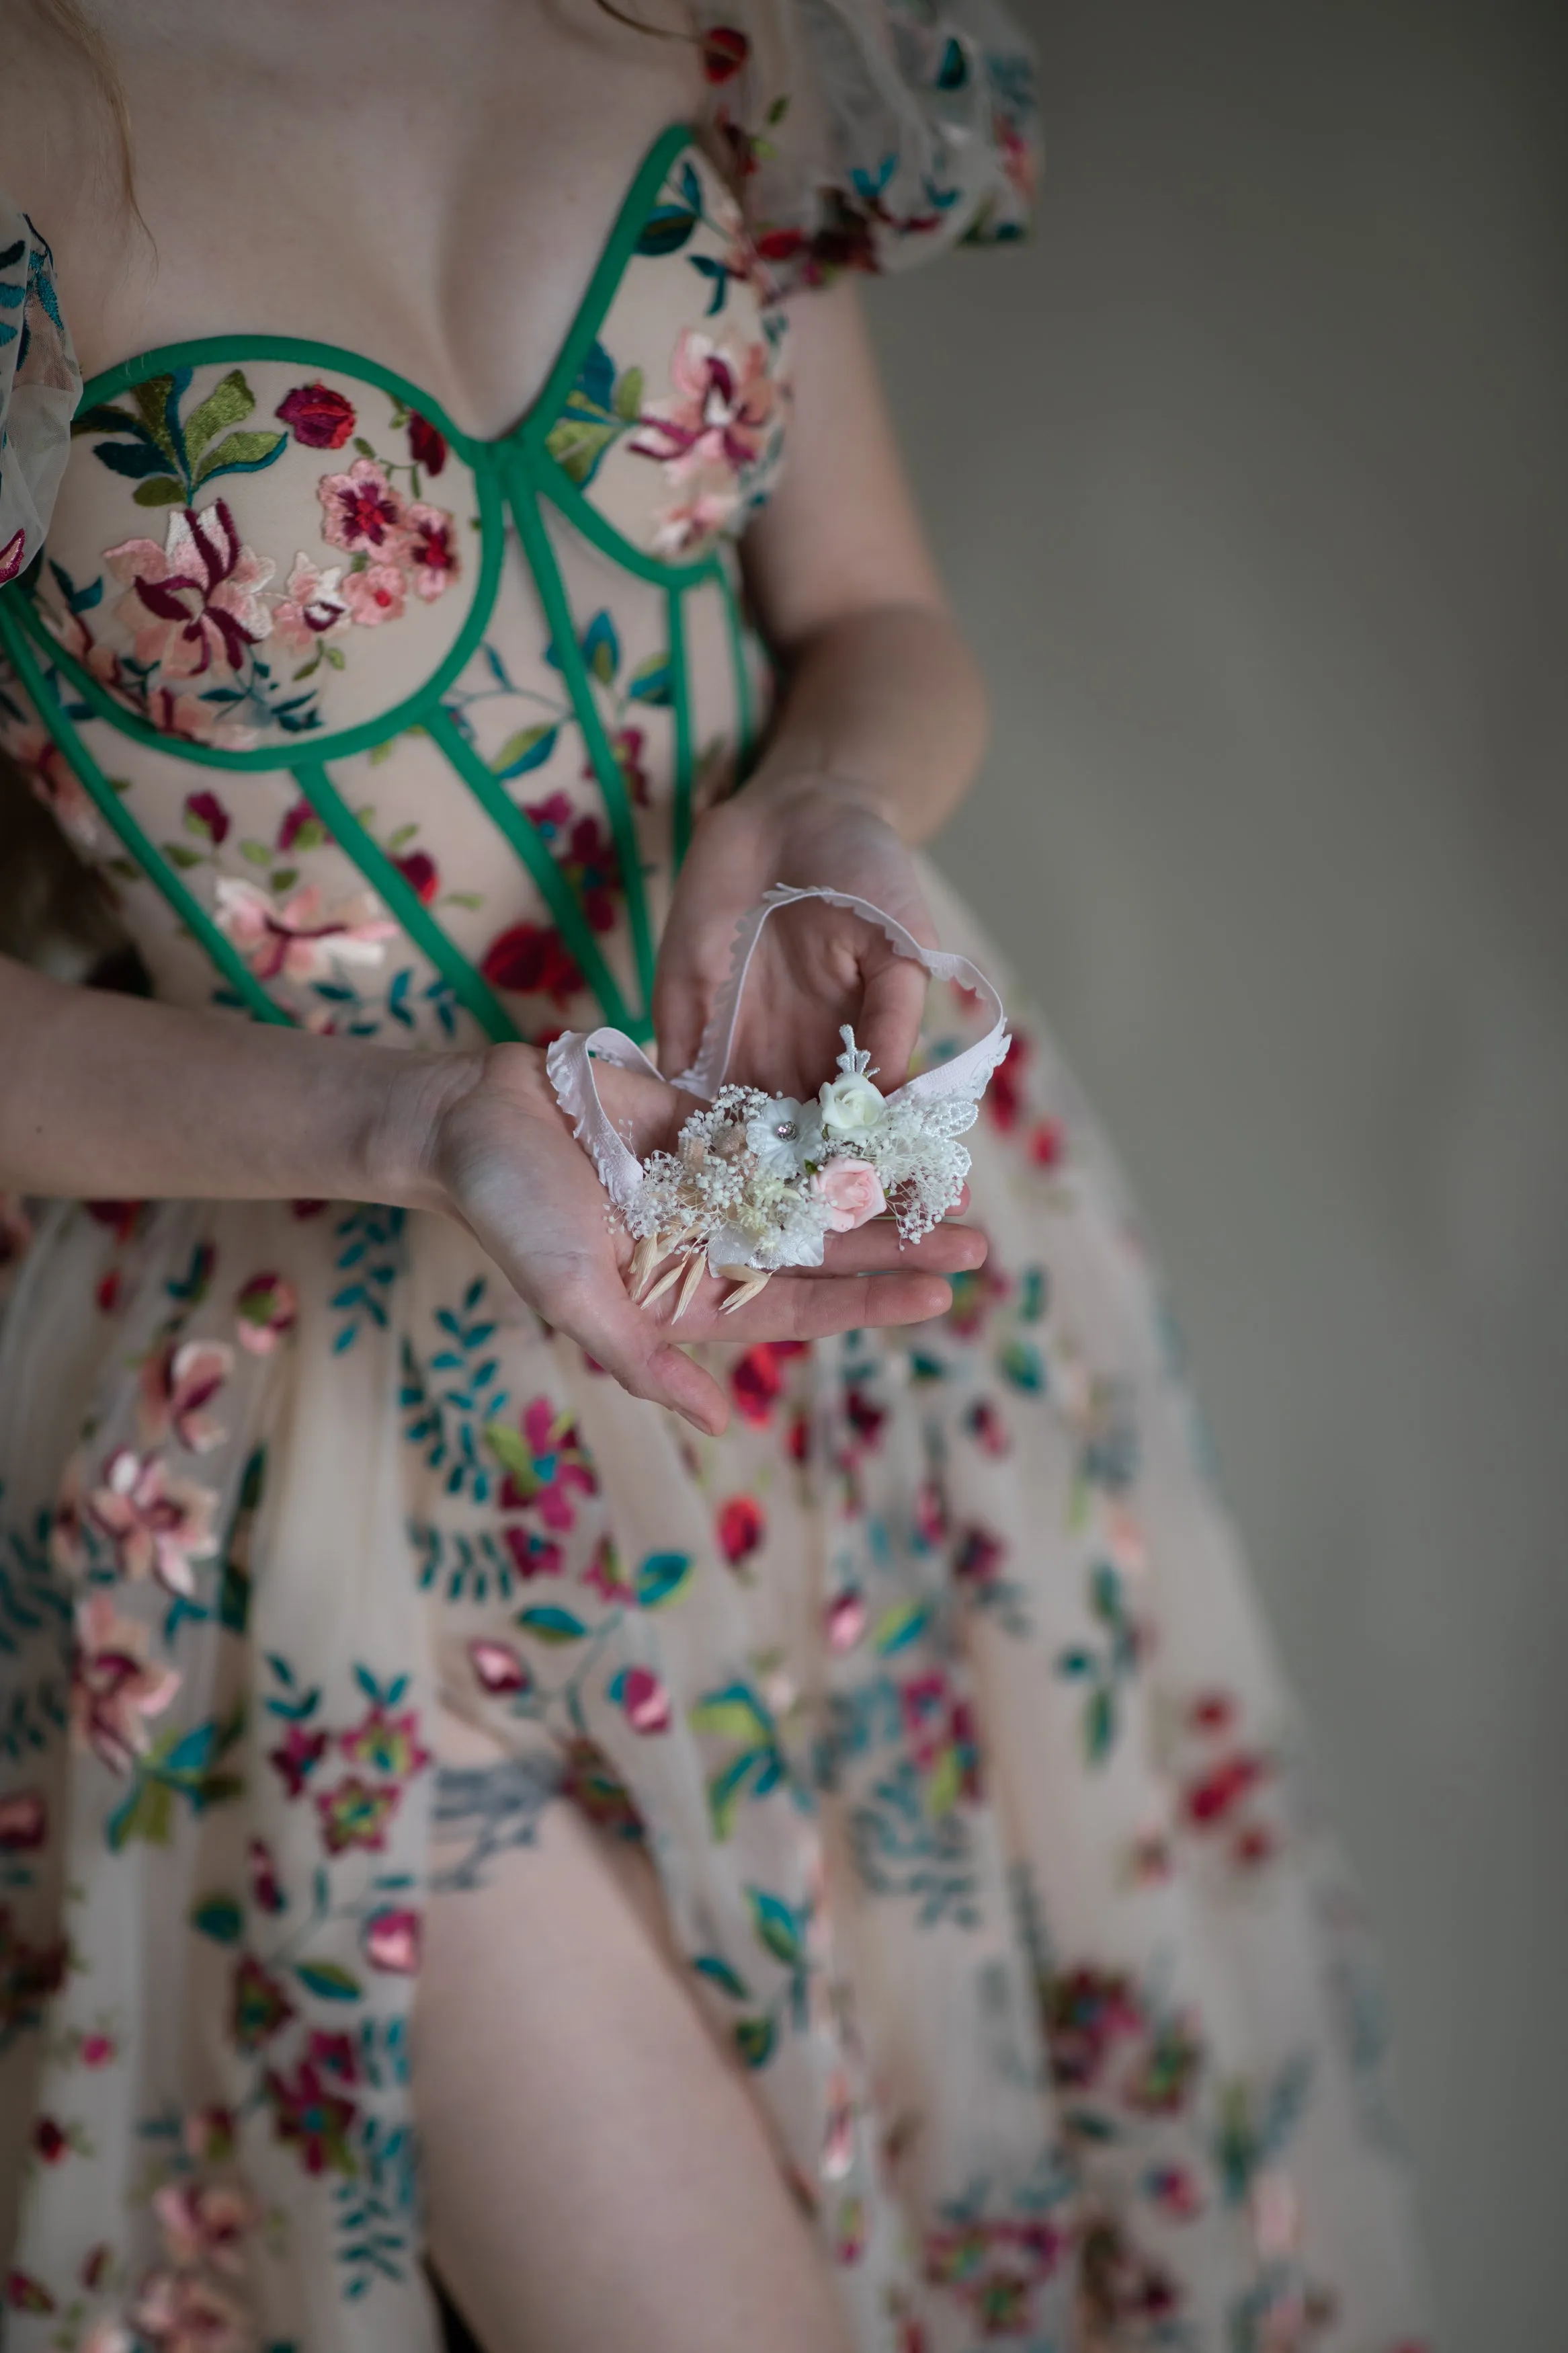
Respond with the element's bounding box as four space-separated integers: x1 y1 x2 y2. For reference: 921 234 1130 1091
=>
275 381 358 450
717 1494 766 1567
408 409 448 475
480 921 584 1006
393 849 440 904
700 24 749 81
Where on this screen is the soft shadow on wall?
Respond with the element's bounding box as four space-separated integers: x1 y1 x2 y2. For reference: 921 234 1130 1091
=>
866 4 1568 2348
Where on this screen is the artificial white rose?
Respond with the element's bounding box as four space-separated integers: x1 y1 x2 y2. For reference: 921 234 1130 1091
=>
817 1070 886 1141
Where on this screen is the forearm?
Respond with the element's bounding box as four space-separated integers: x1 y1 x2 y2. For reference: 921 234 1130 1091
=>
748 602 989 845
0 955 471 1208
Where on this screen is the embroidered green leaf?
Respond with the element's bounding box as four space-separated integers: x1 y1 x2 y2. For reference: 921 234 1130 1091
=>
745 1886 802 1968
612 364 645 423
1084 1681 1117 1765
872 1600 928 1657
626 651 673 707
635 204 699 260
515 1605 589 1644
706 1747 765 1843
924 1745 963 1818
484 1420 541 1494
163 842 204 869
544 415 620 485
240 839 273 866
194 429 287 488
293 1960 362 2002
386 822 419 850
734 2014 775 2067
270 868 298 894
688 1692 770 1746
692 1953 750 2001
1089 1563 1125 1629
997 1339 1044 1393
489 723 559 780
182 368 256 464
129 376 181 467
190 1894 244 1944
634 1551 693 1609
132 477 188 508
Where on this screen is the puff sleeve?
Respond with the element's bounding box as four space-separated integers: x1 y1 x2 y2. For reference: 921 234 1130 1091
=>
697 0 1038 286
0 197 81 586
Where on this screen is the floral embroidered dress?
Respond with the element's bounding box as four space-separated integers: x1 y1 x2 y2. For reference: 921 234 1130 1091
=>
0 11 1428 2352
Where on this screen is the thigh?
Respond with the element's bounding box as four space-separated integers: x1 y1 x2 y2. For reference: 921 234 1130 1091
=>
413 1710 853 2353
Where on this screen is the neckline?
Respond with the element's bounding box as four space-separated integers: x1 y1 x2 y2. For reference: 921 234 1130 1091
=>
75 122 699 465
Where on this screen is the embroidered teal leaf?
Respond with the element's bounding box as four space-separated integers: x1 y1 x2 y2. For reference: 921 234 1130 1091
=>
194 428 287 489
626 651 672 707
581 610 619 685
691 1953 749 2001
1084 1682 1116 1765
636 204 698 260
745 1886 803 1968
635 1551 693 1609
997 1339 1044 1393
734 2014 775 2067
190 1894 243 1944
490 723 559 779
872 1600 928 1657
515 1605 588 1644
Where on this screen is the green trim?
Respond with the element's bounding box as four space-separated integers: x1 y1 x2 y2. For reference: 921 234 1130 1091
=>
520 125 696 451
718 567 755 766
11 479 507 776
288 762 522 1043
422 703 640 1037
506 454 657 1022
667 584 694 869
0 600 293 1025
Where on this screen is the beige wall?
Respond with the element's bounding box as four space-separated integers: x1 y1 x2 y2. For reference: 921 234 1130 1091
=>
866 3 1568 2343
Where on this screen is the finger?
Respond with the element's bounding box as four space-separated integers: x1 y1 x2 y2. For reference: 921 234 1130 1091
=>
651 940 721 1082
549 1269 732 1435
857 955 930 1089
814 1220 987 1275
706 1270 954 1341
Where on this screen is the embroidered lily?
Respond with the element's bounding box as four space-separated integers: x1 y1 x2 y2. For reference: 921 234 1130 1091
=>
213 877 396 983
151 2180 256 2276
269 551 350 654
71 1595 181 1773
137 1338 234 1453
631 328 777 479
127 2268 251 2353
4 720 99 849
105 500 276 678
85 1447 220 1595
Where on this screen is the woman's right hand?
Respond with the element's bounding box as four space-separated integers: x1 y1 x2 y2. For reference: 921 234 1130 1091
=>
414 1042 983 1437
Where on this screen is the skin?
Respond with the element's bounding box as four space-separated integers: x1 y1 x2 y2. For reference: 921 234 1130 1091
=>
2 4 992 2342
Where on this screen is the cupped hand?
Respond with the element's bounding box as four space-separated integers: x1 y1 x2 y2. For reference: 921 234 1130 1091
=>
653 778 938 1101
424 1041 985 1436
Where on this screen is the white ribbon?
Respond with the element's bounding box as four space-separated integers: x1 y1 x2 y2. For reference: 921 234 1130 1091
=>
545 883 1011 1224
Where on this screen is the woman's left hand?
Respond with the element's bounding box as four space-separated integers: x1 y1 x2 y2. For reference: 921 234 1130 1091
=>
653 776 936 1100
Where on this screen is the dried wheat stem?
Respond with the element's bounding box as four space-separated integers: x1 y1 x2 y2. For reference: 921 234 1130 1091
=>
671 1251 708 1322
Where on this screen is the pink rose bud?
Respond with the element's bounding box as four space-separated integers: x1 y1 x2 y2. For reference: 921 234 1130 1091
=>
809 1158 886 1234
364 1906 422 1974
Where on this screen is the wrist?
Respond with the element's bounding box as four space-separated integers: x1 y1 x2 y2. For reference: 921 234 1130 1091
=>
365 1045 493 1215
740 766 905 839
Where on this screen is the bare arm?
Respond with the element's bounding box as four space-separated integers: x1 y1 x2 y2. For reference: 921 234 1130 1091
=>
654 280 988 1093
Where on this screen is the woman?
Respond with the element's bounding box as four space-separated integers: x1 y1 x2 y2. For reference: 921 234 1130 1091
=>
0 2 1428 2348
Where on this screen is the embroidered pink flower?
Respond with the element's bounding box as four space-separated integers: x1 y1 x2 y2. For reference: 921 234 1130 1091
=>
248 1837 286 1915
129 2265 251 2353
79 2031 116 2067
809 1157 886 1234
363 1905 421 1974
649 471 743 557
610 1664 671 1735
317 457 407 557
0 1790 46 1850
85 1448 219 1595
341 561 408 626
214 877 395 983
275 381 357 450
138 1338 233 1453
3 721 99 849
151 2180 255 2276
235 1272 297 1355
267 1722 327 1798
71 1595 181 1773
270 551 350 655
469 1638 530 1696
401 501 460 601
825 1589 866 1652
0 527 26 586
147 686 261 754
106 501 275 678
631 329 776 480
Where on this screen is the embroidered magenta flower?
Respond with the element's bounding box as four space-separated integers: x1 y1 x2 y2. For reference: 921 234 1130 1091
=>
129 2268 251 2353
341 560 408 625
393 848 439 904
495 1396 597 1531
32 2116 69 2164
523 795 622 932
315 1774 400 1854
151 2180 255 2276
235 1271 297 1355
340 1703 431 1781
275 381 358 449
480 920 585 1006
407 410 448 475
248 1835 286 1915
610 1664 671 1734
85 1448 219 1595
955 1524 1005 1588
581 1539 634 1603
267 1721 328 1798
230 1953 295 2051
214 877 395 984
0 1790 46 1851
632 329 776 481
265 2057 358 2177
363 1905 422 1974
137 1338 233 1453
825 1589 866 1652
106 501 275 678
277 798 330 853
500 1526 563 1579
306 2027 358 2084
1180 1749 1269 1831
1041 1966 1143 2092
71 1596 181 1773
181 788 229 846
716 1494 766 1567
317 456 408 556
402 500 460 601
270 551 350 655
78 2030 116 2067
0 527 26 586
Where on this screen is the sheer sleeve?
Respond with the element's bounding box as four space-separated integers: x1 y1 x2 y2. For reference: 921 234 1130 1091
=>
0 196 81 586
696 0 1038 288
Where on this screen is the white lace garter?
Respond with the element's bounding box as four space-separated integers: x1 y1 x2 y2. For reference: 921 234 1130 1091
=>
545 885 1010 1313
